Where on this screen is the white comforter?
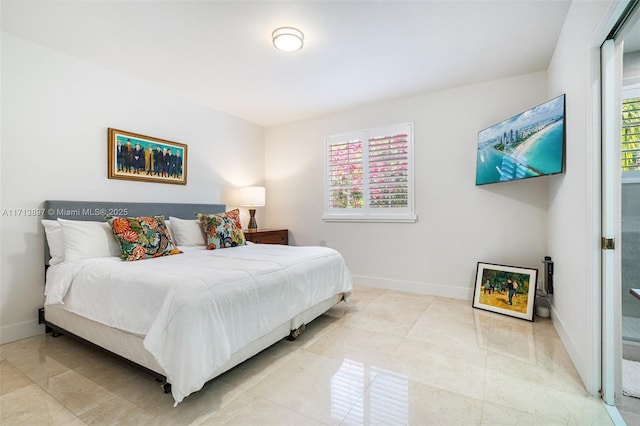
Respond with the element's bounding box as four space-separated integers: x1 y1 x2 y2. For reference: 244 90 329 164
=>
44 244 352 404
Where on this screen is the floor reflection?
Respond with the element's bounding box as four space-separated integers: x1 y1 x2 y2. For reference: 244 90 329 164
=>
474 310 536 364
331 358 408 424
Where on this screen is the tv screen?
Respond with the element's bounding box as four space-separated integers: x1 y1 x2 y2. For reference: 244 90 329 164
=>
476 94 565 186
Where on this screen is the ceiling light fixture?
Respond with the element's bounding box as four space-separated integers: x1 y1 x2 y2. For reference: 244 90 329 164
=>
272 27 304 52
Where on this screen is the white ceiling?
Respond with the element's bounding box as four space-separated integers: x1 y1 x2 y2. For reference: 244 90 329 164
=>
1 0 572 127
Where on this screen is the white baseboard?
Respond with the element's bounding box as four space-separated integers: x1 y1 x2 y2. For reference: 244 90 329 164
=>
353 275 473 300
551 305 594 395
0 319 45 345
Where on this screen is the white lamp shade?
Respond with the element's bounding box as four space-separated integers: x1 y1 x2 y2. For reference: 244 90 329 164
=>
239 186 266 207
272 27 304 52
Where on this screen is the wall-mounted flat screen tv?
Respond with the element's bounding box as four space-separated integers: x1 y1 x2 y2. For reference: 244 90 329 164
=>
476 94 565 186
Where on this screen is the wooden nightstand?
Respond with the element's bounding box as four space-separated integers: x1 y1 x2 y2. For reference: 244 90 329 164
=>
244 229 288 245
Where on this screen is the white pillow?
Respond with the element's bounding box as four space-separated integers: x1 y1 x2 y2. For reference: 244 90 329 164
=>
41 219 65 265
164 219 176 246
58 219 121 261
168 216 206 246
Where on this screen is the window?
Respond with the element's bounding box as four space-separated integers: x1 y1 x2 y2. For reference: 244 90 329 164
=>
622 88 640 183
323 123 416 222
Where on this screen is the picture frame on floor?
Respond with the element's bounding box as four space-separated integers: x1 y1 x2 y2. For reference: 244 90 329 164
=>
107 128 187 185
472 262 537 321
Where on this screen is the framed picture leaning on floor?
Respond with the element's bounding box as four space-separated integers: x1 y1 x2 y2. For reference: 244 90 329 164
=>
473 262 537 321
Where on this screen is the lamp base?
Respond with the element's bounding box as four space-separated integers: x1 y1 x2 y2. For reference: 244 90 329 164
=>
247 209 258 230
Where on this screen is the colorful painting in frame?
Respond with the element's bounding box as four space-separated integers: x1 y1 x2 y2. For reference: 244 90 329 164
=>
472 262 538 321
107 128 187 185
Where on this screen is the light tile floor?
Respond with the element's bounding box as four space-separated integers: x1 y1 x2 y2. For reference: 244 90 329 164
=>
0 286 629 425
622 316 640 343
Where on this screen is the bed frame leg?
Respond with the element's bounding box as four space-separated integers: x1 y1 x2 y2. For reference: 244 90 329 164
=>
287 323 306 341
156 378 171 394
39 308 61 336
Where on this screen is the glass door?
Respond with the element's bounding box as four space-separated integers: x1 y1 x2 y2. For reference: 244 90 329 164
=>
600 3 640 420
621 66 640 392
604 10 640 418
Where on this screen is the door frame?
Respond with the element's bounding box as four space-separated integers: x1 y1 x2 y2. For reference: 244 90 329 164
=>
597 0 640 406
600 37 624 406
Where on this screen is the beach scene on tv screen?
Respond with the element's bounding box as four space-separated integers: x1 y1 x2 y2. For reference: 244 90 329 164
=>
476 95 565 185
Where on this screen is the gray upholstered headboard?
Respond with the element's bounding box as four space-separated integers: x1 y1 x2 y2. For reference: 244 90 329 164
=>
44 200 225 222
43 200 225 264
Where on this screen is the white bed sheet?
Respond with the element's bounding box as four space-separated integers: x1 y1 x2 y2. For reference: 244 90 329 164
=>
44 244 352 404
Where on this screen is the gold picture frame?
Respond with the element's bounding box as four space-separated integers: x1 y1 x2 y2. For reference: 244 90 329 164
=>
107 128 187 185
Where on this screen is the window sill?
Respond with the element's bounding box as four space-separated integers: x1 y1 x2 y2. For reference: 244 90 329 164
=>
322 214 417 223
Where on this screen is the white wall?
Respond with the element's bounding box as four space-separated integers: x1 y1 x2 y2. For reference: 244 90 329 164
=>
0 33 265 344
265 71 551 299
546 0 615 395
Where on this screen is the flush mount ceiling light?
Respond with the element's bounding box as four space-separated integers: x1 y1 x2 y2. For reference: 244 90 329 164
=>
272 27 304 52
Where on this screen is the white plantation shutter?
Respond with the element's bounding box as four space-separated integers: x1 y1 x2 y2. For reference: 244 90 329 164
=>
368 132 409 209
324 123 415 222
327 137 363 209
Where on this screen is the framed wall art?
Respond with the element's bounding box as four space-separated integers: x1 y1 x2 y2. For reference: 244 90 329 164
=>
107 128 187 185
475 94 565 186
472 262 538 321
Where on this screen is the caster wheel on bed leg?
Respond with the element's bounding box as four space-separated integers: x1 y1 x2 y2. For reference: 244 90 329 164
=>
287 323 306 341
51 330 63 338
161 382 171 394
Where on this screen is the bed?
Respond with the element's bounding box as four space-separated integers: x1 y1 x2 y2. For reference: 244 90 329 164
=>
41 200 352 405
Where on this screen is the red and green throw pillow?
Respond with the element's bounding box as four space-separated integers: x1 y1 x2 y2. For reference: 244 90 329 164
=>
196 209 245 250
107 215 181 261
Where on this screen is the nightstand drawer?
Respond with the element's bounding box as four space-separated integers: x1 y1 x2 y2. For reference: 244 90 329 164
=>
244 229 288 245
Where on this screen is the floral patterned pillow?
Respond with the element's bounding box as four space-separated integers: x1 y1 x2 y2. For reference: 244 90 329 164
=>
107 215 182 261
196 209 245 250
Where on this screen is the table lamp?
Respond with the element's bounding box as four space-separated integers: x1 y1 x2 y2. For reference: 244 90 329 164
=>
239 186 265 231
